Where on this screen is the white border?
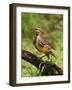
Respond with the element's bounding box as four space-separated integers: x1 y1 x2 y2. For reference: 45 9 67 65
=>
16 7 68 83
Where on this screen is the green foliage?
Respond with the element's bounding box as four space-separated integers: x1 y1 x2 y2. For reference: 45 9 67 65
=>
21 60 39 77
21 12 63 77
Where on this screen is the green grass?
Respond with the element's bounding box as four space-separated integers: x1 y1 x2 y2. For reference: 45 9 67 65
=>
21 13 63 77
21 60 40 77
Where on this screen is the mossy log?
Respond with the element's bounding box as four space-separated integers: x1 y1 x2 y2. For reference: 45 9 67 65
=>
22 50 63 76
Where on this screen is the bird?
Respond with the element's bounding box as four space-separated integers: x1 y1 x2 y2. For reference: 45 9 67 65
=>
32 27 56 61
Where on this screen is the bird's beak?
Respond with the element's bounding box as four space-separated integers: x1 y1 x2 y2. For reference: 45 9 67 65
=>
32 28 34 31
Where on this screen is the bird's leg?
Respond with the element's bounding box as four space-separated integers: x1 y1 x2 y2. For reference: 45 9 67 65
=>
48 54 49 60
50 54 52 62
47 54 50 61
49 54 52 62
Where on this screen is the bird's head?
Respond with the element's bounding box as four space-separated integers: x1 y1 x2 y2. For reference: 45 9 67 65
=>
32 27 44 36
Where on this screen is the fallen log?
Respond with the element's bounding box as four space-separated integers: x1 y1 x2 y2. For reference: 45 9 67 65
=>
22 50 63 76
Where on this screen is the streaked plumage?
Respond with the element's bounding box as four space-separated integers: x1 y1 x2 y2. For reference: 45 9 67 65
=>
33 28 55 60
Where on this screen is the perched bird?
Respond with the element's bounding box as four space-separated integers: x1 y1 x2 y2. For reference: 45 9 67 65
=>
33 27 55 61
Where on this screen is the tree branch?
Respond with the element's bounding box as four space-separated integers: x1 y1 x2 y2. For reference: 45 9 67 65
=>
22 50 63 76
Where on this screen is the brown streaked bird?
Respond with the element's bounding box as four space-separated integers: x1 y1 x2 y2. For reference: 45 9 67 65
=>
33 27 55 61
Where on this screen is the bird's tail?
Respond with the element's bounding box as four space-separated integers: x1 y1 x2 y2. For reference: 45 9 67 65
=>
51 49 56 58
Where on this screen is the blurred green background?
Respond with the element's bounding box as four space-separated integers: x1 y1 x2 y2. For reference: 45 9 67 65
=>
21 12 63 77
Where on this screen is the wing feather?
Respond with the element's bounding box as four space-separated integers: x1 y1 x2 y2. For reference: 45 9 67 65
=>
38 35 55 49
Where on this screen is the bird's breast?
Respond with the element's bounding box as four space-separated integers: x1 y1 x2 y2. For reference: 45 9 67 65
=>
35 36 45 52
34 35 55 54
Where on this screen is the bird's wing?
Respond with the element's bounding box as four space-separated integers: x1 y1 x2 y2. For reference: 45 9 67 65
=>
40 36 55 50
37 35 47 48
47 42 55 50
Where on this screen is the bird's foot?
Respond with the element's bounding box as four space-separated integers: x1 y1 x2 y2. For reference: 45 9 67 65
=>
39 55 46 59
48 58 53 63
